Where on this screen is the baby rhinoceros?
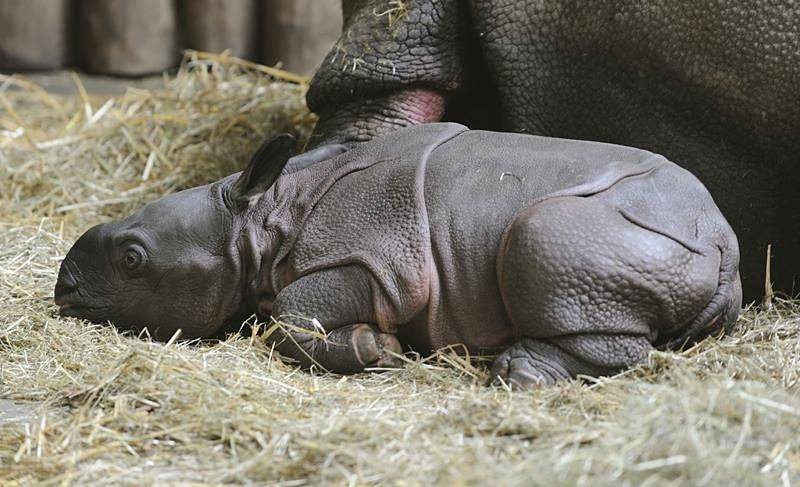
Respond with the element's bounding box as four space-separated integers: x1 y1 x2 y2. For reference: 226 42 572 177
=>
55 123 742 388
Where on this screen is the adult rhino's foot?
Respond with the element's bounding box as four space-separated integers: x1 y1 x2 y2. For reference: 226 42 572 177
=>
349 324 404 370
489 339 571 389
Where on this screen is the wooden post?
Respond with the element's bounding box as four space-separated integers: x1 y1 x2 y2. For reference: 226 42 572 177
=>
82 0 179 76
182 0 259 60
0 0 72 71
261 0 342 76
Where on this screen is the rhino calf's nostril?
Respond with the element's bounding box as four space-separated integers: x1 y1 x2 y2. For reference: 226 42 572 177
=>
54 265 79 302
54 280 76 301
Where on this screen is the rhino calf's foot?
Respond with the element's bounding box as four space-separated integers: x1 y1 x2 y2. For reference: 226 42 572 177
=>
490 339 568 389
273 322 403 374
490 334 652 389
350 324 404 370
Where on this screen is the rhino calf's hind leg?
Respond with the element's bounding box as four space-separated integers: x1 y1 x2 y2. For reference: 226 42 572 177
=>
490 334 652 387
494 194 729 388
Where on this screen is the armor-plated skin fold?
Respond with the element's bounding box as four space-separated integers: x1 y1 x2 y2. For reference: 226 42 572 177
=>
56 124 742 387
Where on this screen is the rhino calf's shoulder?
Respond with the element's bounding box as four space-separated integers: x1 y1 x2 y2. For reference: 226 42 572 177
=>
55 123 741 387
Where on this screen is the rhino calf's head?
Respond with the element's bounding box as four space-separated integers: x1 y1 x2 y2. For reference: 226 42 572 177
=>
54 135 301 340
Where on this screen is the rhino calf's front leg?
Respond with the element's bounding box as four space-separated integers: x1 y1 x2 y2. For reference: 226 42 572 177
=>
266 266 403 373
270 322 402 374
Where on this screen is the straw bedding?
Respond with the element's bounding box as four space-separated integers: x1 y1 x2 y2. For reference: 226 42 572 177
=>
0 53 798 485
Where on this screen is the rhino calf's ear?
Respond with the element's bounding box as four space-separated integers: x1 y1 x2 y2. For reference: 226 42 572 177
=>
282 143 348 175
231 134 297 208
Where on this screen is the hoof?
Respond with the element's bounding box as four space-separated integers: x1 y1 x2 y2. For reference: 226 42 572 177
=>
489 339 567 389
372 333 404 368
351 324 403 369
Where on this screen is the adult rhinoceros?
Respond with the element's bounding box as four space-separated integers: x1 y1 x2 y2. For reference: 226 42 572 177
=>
305 0 800 301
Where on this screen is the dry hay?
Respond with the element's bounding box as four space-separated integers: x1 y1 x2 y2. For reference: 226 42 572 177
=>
1 53 799 486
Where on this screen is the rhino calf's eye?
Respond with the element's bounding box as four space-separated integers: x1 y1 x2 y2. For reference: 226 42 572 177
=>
123 248 144 270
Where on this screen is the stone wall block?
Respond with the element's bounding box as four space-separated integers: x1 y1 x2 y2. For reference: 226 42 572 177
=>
82 0 179 76
182 0 259 59
261 0 342 76
0 0 72 71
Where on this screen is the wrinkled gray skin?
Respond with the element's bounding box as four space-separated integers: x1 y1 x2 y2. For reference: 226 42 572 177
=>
56 124 742 387
306 0 800 301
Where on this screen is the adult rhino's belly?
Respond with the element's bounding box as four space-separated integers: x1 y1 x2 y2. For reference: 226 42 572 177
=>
478 0 798 148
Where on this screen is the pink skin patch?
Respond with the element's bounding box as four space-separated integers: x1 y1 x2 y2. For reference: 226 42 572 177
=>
308 87 448 147
395 88 446 125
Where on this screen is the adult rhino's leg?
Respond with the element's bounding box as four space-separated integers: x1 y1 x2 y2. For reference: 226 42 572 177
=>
493 194 741 388
305 0 468 147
